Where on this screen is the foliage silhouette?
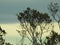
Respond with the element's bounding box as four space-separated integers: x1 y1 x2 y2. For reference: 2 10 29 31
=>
0 26 12 45
48 2 60 29
17 7 52 45
45 31 60 45
0 26 6 45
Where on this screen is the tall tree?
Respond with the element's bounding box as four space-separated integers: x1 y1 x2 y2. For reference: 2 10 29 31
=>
17 7 52 45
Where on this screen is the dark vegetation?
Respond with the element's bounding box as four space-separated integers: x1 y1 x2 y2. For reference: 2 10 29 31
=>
17 7 52 45
0 2 60 45
0 26 12 45
16 2 60 45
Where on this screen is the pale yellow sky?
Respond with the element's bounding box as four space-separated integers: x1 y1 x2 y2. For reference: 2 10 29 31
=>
0 23 20 36
0 23 22 45
0 22 60 36
0 22 60 45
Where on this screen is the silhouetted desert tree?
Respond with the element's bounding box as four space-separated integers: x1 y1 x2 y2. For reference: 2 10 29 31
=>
0 26 6 45
17 7 52 45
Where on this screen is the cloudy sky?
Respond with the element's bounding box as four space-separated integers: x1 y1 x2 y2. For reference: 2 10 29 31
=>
0 0 60 44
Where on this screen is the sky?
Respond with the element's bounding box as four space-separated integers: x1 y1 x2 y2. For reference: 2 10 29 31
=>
0 0 60 44
0 0 60 23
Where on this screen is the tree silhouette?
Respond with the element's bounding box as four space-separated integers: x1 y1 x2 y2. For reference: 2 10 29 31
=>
0 26 6 45
44 31 60 45
17 7 52 45
43 2 60 45
0 26 13 45
48 2 60 29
